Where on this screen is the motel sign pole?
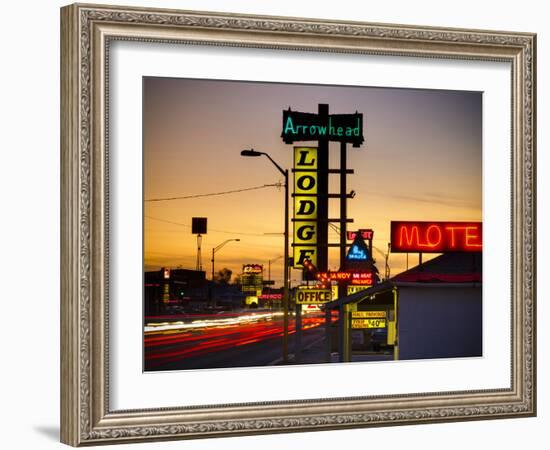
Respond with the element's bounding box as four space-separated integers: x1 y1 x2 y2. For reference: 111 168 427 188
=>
282 166 289 362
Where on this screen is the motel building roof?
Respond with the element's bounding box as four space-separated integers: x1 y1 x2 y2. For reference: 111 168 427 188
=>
322 252 482 310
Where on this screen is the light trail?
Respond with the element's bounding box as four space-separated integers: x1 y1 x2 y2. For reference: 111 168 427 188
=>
144 313 336 369
144 311 283 333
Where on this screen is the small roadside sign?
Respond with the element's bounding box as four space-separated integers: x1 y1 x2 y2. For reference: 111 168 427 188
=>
351 318 386 329
352 311 386 319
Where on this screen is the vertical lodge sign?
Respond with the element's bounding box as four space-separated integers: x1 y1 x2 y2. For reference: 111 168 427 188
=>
283 104 364 273
293 147 318 268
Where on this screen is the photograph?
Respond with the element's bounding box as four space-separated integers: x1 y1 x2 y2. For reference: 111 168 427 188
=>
142 77 483 372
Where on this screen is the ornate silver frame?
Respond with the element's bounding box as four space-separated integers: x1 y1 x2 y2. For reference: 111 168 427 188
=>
60 3 536 446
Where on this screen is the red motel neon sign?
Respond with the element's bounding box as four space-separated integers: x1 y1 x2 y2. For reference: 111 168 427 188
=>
346 229 374 241
390 221 482 253
316 271 374 286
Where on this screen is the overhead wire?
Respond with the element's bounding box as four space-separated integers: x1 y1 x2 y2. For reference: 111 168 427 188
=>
144 215 279 237
145 182 282 202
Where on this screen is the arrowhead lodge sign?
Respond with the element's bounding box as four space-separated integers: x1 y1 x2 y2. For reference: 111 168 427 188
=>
282 109 364 147
284 104 365 274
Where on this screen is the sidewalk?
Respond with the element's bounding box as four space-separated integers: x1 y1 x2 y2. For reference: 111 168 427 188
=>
271 332 395 365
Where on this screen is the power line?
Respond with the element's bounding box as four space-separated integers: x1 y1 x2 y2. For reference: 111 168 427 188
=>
145 182 282 202
144 215 276 237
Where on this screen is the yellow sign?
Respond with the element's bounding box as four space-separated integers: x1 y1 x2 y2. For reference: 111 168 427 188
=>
352 311 387 319
293 147 318 268
351 318 387 329
295 287 332 304
347 285 370 295
245 296 259 306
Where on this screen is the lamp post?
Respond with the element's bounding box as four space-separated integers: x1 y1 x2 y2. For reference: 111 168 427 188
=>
211 239 240 281
241 149 289 363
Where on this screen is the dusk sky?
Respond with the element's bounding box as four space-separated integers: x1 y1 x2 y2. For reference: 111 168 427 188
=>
143 77 482 285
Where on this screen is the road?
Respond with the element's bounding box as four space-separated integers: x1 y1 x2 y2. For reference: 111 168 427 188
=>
144 311 334 371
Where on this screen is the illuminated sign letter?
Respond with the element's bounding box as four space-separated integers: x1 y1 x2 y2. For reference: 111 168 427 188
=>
296 149 316 166
284 116 297 135
296 175 316 191
296 199 316 216
296 249 316 266
297 224 315 241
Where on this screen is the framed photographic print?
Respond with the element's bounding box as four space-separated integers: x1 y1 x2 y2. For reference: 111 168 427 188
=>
60 3 536 446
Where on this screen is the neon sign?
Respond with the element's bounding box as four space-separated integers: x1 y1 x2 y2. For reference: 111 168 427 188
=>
258 293 283 300
292 147 318 268
347 229 374 241
347 244 367 260
390 221 482 253
281 109 364 147
242 264 263 274
317 271 373 286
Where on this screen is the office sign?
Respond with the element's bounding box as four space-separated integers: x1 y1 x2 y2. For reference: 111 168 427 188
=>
295 287 332 304
390 221 482 253
282 109 364 147
292 147 318 268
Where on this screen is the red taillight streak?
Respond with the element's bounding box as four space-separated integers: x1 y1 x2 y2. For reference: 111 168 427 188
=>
144 316 329 368
145 325 302 368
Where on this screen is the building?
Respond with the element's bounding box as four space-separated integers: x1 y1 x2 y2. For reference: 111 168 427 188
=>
323 252 482 361
144 268 207 315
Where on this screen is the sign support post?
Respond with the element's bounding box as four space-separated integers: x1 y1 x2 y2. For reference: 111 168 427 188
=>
325 307 332 362
317 103 329 272
339 141 347 266
295 303 302 363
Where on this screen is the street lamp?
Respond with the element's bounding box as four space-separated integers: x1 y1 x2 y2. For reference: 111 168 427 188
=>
211 239 240 281
241 148 290 363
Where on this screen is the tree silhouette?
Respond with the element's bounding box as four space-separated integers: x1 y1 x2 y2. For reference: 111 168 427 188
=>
214 268 232 285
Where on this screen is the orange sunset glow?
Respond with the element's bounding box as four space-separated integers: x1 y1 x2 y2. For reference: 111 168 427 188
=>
143 77 482 286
